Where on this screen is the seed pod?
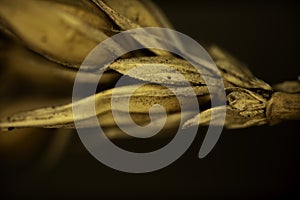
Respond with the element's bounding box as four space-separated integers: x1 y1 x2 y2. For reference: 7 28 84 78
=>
184 88 269 129
0 0 115 67
1 41 121 87
90 0 175 56
108 56 207 86
0 46 277 131
182 46 277 129
0 0 173 68
0 83 211 130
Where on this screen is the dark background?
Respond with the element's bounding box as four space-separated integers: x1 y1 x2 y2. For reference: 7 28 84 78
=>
2 0 300 199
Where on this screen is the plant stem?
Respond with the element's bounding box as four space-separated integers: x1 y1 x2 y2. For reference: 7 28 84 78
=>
267 92 300 125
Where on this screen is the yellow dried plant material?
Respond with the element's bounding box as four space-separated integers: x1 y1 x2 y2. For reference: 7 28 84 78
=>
0 84 210 130
91 0 173 56
103 0 173 28
273 79 300 93
0 0 114 67
109 56 208 86
0 0 299 135
1 42 121 86
0 0 174 68
266 92 300 125
208 46 272 90
184 87 268 129
183 106 267 129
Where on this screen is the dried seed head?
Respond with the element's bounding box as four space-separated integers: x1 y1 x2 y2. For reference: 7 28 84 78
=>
0 0 173 67
0 0 299 135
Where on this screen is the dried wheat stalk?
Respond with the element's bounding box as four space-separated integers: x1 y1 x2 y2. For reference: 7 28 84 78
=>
0 0 299 136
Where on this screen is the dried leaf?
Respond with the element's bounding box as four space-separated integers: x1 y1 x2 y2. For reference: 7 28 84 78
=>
0 84 210 130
